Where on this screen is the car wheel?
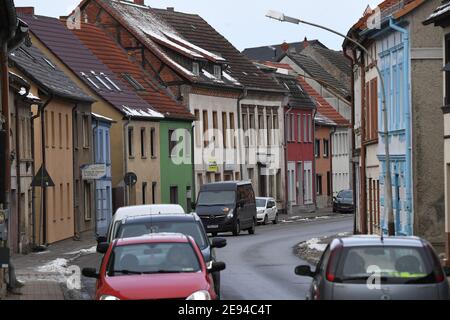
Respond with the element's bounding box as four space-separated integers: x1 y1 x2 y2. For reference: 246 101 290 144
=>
211 232 218 237
232 221 240 236
248 219 256 235
263 214 269 225
273 214 279 225
214 272 221 300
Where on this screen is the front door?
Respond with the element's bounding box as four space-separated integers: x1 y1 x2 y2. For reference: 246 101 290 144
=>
96 181 112 237
297 162 303 205
288 162 296 205
304 162 313 205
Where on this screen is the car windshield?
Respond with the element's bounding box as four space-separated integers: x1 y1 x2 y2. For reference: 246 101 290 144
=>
116 221 208 250
339 191 353 199
107 242 201 276
197 190 235 206
256 199 267 207
335 246 437 284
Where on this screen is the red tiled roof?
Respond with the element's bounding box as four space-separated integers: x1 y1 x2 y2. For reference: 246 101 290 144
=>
297 77 350 127
71 22 194 121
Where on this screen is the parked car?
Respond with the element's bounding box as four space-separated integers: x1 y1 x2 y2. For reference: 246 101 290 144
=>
295 235 450 300
256 197 278 225
194 181 257 236
83 233 226 300
98 204 185 244
333 190 354 213
110 213 227 299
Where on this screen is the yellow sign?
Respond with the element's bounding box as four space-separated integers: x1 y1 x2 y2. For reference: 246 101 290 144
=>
207 160 219 173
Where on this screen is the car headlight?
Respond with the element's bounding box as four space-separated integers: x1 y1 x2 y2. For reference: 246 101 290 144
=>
100 295 121 301
186 290 212 300
227 210 234 219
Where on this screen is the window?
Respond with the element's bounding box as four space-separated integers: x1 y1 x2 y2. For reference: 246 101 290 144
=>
258 112 264 145
243 113 249 147
291 114 295 142
58 113 62 149
308 115 313 142
51 111 55 148
65 114 69 149
67 183 71 219
298 114 302 143
316 175 323 196
128 127 134 157
304 115 308 144
140 128 146 158
84 182 92 221
82 115 90 148
194 109 201 148
142 182 147 204
249 112 255 145
122 73 145 91
327 172 331 197
230 113 236 148
222 112 228 148
214 65 222 79
102 73 121 91
170 186 179 204
267 114 272 146
212 111 218 145
203 110 209 148
315 139 321 158
150 128 156 158
365 78 378 141
152 182 157 204
193 62 200 76
323 139 329 158
73 112 78 149
169 129 177 157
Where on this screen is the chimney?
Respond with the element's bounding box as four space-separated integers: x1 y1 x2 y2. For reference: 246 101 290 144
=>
303 37 309 49
134 0 145 5
280 41 289 53
16 7 35 15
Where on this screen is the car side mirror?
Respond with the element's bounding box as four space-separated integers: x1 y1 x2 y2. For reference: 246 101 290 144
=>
211 238 227 249
97 242 110 254
444 266 450 277
238 201 244 209
82 268 99 279
295 265 315 277
208 262 226 273
97 236 107 245
191 202 197 210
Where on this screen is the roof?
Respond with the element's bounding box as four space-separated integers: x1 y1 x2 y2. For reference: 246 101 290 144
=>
285 52 350 98
152 7 284 92
423 0 450 25
114 204 186 222
242 40 327 62
335 235 425 248
71 22 195 121
275 74 316 109
306 46 352 79
19 13 164 120
315 112 337 127
85 0 242 89
9 44 94 102
92 112 115 123
297 77 350 127
346 0 426 43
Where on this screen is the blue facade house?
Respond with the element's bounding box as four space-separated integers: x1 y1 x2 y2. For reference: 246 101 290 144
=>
92 113 114 237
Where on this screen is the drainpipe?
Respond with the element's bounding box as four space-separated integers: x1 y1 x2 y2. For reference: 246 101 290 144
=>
123 116 131 206
329 126 337 205
72 104 81 241
14 95 21 253
190 122 196 209
237 87 248 181
312 108 318 209
389 17 412 235
284 106 293 214
93 117 99 237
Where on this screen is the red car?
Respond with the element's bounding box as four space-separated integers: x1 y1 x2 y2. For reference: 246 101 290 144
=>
82 233 226 300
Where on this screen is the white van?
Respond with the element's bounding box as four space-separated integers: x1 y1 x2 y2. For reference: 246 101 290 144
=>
100 205 185 243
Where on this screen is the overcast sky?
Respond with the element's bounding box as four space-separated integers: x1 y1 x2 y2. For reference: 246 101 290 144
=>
14 0 381 51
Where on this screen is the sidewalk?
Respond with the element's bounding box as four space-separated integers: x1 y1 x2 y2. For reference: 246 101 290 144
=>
2 231 96 300
280 207 346 223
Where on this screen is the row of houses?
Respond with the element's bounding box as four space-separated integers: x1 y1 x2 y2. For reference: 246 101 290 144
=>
340 0 450 263
0 0 354 261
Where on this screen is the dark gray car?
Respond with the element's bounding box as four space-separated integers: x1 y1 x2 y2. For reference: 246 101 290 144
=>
295 236 450 300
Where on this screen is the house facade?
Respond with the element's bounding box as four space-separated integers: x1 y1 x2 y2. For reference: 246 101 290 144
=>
345 0 444 247
92 113 114 237
71 22 195 212
423 0 450 264
76 0 287 210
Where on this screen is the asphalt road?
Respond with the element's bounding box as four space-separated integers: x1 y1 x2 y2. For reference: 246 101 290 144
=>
217 216 353 300
73 215 353 300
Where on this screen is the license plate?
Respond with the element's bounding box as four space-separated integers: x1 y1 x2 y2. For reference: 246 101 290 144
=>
208 225 219 229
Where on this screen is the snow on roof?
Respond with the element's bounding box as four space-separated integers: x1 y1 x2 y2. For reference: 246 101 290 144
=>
142 29 204 59
122 106 164 119
426 1 450 21
315 112 337 127
222 71 241 85
92 112 114 123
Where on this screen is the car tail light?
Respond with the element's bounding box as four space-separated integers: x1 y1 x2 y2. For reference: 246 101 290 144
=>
426 243 445 283
326 243 343 282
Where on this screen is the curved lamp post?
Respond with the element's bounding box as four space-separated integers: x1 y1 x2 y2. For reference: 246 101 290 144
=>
266 10 394 236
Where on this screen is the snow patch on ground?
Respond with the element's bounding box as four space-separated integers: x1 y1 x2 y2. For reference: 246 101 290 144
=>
301 238 328 252
65 246 97 256
37 258 69 274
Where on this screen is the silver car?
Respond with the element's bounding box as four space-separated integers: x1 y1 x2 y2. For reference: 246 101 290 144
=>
295 236 450 300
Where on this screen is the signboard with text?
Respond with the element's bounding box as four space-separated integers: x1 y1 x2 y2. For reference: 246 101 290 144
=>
82 164 107 181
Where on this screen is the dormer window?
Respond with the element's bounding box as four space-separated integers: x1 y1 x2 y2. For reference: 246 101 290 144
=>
193 62 200 76
214 65 222 79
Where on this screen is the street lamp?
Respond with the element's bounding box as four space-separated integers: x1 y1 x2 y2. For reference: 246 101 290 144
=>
266 10 395 236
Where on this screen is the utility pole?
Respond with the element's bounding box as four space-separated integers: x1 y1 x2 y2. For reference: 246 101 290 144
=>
266 11 395 236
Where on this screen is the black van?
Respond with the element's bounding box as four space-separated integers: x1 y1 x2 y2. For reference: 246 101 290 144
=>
194 181 257 236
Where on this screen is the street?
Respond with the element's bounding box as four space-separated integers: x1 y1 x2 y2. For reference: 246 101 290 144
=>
74 215 353 300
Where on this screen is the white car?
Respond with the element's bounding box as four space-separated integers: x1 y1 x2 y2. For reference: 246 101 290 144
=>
256 197 278 225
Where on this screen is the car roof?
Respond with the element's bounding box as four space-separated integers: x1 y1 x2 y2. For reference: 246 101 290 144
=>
115 233 192 246
113 205 186 222
334 235 425 248
200 181 252 190
122 213 201 224
256 197 274 201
